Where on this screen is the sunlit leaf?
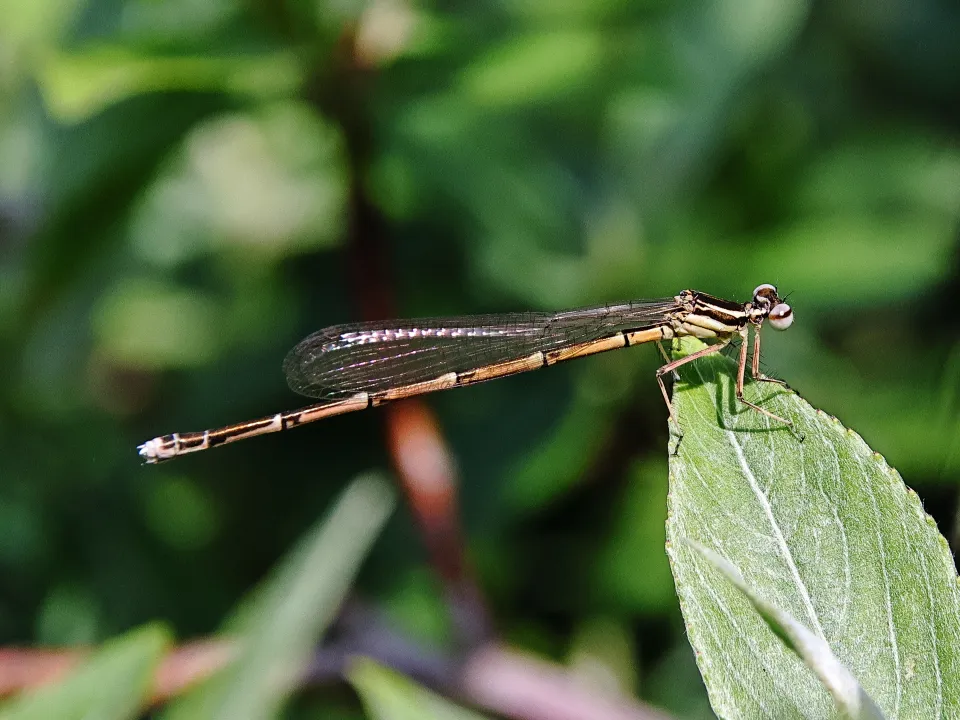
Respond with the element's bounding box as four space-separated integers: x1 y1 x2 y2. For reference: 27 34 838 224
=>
686 541 885 719
666 337 960 719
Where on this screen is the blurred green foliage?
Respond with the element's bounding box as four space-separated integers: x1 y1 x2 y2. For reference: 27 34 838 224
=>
350 657 492 720
0 624 169 720
0 0 958 716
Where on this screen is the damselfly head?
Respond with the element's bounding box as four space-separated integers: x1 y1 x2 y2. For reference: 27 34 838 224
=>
751 284 793 330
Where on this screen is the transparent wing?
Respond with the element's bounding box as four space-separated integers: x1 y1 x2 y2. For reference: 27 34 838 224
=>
283 298 680 399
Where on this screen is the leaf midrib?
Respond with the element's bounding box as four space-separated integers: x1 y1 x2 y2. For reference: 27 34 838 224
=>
689 359 825 639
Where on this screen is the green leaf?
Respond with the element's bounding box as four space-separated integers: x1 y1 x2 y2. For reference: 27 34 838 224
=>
685 541 885 719
37 48 303 123
666 337 960 719
129 103 348 268
459 31 604 107
0 623 170 720
348 657 492 720
23 92 228 329
161 473 395 720
92 280 222 370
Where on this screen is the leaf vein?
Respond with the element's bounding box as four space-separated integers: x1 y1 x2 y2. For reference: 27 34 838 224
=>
853 449 902 716
690 556 797 719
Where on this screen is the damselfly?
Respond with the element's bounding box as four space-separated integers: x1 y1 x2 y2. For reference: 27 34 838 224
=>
138 284 795 464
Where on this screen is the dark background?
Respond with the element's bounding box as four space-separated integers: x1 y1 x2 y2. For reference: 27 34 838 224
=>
1 0 958 716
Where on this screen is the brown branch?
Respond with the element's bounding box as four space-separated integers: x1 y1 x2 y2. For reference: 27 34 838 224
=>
0 640 233 702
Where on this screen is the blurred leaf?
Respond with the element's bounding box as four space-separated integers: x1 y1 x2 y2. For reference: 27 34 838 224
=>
504 400 616 514
696 0 810 64
666 337 960 718
595 460 676 613
659 212 958 310
0 623 169 720
460 31 604 107
686 541 886 719
796 135 960 216
142 474 220 550
502 0 644 22
71 0 240 44
645 642 714 719
381 569 452 646
605 88 685 165
938 342 960 479
348 657 492 720
37 48 303 123
24 92 228 327
0 496 44 566
567 617 638 697
92 279 221 369
36 584 101 645
2 0 83 72
161 473 395 720
740 214 957 307
830 0 960 99
130 103 348 268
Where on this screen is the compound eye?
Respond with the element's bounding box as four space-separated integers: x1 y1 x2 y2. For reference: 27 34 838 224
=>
752 283 778 306
768 303 793 330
